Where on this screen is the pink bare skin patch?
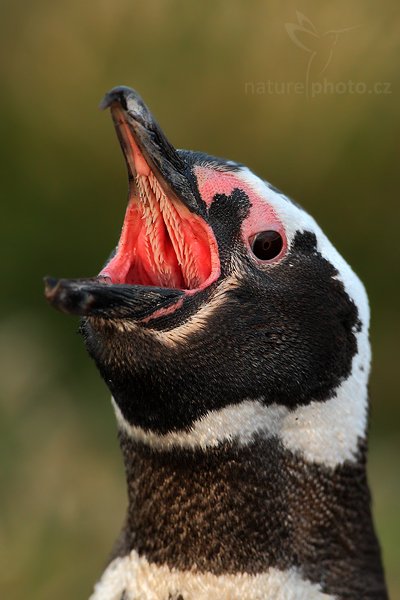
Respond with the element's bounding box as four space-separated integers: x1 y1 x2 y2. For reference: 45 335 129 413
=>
139 297 185 324
194 166 287 259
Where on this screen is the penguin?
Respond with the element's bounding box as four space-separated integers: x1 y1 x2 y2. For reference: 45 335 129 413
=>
45 86 388 600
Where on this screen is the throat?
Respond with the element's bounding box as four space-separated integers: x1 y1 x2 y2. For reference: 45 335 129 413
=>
96 431 387 600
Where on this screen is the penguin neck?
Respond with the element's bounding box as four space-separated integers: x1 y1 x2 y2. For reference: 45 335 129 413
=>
109 429 386 600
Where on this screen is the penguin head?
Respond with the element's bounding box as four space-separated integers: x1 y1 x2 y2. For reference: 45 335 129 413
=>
45 86 370 440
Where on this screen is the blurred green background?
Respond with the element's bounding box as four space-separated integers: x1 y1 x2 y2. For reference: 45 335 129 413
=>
0 1 399 598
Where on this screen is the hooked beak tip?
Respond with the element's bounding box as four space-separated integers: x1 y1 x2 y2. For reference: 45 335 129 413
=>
44 276 59 297
100 86 130 111
44 277 98 316
99 85 145 115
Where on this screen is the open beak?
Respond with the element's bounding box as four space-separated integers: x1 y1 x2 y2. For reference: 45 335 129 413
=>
44 86 220 321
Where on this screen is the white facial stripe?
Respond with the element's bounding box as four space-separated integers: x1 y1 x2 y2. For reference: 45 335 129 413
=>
113 398 287 451
90 550 334 600
113 337 368 467
112 166 370 467
236 167 370 332
280 350 369 465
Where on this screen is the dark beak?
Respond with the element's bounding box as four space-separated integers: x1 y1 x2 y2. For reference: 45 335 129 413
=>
44 86 219 321
100 86 201 214
44 277 183 320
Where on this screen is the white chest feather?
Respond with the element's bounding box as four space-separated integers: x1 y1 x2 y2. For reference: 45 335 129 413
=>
90 550 335 600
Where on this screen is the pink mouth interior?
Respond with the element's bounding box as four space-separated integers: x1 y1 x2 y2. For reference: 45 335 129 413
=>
100 109 220 291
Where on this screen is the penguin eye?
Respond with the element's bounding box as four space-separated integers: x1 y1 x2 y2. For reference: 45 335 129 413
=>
250 230 283 261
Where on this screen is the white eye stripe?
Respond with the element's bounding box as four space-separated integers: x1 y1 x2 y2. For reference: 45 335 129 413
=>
237 166 370 334
112 168 370 467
